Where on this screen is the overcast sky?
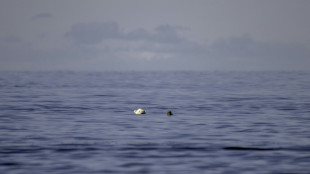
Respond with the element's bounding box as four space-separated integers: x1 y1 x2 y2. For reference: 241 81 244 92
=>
1 0 310 71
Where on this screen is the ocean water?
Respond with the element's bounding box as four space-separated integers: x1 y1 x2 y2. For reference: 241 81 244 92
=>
0 71 310 174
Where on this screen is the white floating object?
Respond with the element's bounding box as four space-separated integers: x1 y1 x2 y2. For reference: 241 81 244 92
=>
134 108 146 114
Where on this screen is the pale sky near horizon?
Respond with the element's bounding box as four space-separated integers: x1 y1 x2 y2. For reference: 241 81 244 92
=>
1 0 310 71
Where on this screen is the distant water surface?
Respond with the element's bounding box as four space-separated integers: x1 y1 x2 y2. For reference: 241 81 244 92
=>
0 71 310 174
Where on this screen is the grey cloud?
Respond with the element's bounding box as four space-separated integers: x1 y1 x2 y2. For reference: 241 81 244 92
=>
209 35 310 60
65 22 120 45
210 35 255 58
3 22 309 71
207 35 310 70
125 24 184 44
153 25 184 43
64 22 203 64
125 28 150 41
63 22 310 70
32 13 52 20
65 22 186 45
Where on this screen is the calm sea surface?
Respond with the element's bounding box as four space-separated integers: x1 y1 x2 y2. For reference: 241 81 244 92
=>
0 71 310 174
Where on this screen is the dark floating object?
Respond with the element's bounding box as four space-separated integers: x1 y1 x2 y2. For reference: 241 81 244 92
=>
167 110 173 116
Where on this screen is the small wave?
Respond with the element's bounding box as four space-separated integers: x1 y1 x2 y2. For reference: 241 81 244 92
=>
223 146 280 151
0 162 21 166
54 147 99 152
0 146 44 154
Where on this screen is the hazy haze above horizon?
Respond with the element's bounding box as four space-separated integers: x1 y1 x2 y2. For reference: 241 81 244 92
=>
1 0 310 71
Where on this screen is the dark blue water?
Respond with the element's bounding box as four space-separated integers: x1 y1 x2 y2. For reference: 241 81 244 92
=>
1 71 310 174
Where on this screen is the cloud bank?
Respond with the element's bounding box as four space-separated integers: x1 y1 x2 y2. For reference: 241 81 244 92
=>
63 22 310 70
1 21 309 71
